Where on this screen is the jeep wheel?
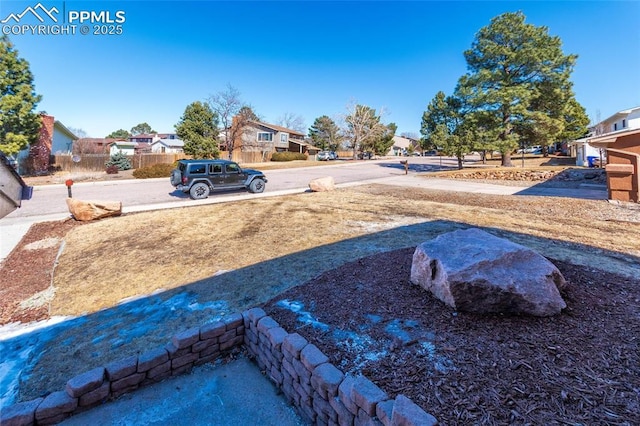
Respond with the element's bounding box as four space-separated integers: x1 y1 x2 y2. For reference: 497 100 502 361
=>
248 178 265 193
189 182 210 199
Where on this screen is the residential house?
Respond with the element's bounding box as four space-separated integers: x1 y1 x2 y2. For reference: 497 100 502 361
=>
571 106 640 166
238 121 308 154
156 133 178 140
388 136 420 156
151 138 185 153
600 106 640 133
129 133 155 144
17 114 78 174
108 141 137 156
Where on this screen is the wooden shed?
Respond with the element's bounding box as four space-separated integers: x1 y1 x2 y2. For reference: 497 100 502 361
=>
588 128 640 203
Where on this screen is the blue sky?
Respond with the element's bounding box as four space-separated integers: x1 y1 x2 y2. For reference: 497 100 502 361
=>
2 1 639 138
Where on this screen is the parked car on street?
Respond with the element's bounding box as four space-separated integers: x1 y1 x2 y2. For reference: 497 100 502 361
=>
170 159 267 199
317 151 332 161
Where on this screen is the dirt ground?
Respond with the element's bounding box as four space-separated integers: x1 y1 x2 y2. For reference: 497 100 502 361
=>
2 172 640 424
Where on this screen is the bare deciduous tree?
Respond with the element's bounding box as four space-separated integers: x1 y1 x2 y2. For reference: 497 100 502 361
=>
72 138 104 155
208 84 243 159
343 101 387 159
276 112 306 133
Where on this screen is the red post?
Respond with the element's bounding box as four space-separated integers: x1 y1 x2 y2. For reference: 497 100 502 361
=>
65 179 74 198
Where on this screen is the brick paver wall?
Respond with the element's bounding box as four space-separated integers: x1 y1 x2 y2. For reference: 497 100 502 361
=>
1 309 437 426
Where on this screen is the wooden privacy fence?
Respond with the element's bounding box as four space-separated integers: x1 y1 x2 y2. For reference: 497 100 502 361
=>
53 153 190 171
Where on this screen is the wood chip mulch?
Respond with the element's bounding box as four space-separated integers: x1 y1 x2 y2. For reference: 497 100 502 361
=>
263 247 640 425
0 219 86 324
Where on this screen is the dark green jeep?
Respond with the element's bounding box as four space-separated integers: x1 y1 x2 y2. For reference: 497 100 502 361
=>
170 159 267 199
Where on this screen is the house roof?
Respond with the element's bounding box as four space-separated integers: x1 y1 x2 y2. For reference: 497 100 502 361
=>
54 121 78 140
77 138 121 145
249 121 306 136
130 133 155 138
392 136 417 149
600 106 640 124
152 139 184 147
587 128 640 148
288 139 320 150
109 141 137 147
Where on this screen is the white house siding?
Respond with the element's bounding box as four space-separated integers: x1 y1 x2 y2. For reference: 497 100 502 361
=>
151 139 184 153
109 144 136 155
605 107 640 132
576 142 604 167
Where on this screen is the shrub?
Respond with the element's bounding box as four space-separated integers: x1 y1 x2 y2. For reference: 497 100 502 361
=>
105 152 132 170
105 165 119 174
271 152 308 162
133 163 175 179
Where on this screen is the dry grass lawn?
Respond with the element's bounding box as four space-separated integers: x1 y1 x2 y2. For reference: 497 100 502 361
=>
52 185 640 317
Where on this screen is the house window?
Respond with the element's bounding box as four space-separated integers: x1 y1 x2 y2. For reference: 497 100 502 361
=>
257 132 273 142
622 119 626 128
614 123 618 131
280 133 288 143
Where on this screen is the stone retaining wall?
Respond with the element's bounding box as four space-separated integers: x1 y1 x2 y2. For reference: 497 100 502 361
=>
1 309 437 426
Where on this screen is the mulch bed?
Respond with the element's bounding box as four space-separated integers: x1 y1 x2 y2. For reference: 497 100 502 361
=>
263 247 640 425
0 219 86 324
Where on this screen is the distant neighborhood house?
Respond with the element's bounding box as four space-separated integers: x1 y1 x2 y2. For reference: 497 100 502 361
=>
75 133 183 155
571 106 640 167
151 138 185 153
388 136 420 156
108 141 137 156
16 114 78 174
229 120 319 156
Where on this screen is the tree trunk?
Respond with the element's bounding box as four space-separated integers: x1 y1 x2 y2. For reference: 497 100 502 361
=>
501 151 513 167
501 109 513 167
457 156 463 169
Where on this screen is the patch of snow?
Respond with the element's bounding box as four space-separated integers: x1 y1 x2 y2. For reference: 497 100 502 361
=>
417 341 456 374
0 346 33 408
0 316 84 408
276 300 329 332
0 290 231 408
345 216 424 233
19 287 55 310
23 237 60 251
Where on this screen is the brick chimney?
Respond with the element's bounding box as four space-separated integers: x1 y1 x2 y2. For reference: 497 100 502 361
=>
27 114 54 174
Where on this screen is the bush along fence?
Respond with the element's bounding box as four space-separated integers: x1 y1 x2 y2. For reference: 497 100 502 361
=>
1 308 437 426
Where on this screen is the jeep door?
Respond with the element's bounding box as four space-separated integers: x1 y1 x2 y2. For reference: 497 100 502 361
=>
223 162 245 187
209 163 224 186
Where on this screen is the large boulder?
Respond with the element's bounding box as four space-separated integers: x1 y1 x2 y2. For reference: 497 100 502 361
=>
66 198 122 221
410 228 567 316
309 176 336 192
